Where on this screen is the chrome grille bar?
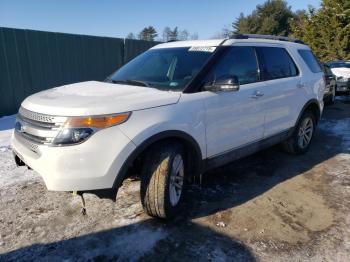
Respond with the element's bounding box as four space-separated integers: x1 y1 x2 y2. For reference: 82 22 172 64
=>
15 107 66 152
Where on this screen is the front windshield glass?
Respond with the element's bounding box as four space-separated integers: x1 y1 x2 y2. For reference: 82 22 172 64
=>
328 62 350 69
108 47 216 91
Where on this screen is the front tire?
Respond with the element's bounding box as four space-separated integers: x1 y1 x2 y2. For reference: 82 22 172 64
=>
140 142 185 219
282 110 316 154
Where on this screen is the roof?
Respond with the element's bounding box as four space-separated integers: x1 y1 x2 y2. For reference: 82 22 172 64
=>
151 37 307 50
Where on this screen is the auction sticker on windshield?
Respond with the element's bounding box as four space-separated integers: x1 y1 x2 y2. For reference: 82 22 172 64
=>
188 46 216 52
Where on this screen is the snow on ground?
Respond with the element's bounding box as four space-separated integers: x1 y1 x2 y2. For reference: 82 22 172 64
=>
319 118 350 152
0 115 16 150
1 98 350 261
0 114 168 260
0 114 39 188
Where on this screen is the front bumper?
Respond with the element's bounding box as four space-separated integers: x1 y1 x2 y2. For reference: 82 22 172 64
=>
11 126 136 191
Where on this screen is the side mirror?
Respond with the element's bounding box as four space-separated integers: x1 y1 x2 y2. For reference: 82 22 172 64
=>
204 75 240 92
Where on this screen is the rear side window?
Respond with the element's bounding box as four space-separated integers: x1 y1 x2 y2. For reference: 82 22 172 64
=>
298 49 322 73
205 46 259 85
256 47 298 80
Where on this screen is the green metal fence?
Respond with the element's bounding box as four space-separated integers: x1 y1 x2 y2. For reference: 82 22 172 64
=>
0 27 160 116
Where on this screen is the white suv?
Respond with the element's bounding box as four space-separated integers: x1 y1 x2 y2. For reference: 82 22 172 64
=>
12 35 325 219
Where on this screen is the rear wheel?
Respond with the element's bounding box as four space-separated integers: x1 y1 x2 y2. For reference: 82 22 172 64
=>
282 110 316 154
140 143 185 219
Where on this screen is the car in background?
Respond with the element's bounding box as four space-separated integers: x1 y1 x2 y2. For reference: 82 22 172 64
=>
322 63 336 104
325 61 350 95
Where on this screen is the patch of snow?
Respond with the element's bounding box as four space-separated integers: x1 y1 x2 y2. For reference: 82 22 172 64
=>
0 114 16 150
0 151 39 189
0 114 39 188
57 226 167 261
319 118 350 151
336 96 350 102
4 225 168 261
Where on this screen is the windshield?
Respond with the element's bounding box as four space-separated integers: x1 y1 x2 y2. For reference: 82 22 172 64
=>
108 47 216 91
328 62 350 69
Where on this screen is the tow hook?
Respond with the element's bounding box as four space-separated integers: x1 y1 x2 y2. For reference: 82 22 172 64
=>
73 191 86 215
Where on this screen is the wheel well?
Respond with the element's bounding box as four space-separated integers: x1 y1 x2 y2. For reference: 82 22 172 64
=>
304 102 321 123
115 132 203 189
138 137 202 177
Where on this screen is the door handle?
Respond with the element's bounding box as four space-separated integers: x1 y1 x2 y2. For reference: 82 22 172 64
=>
251 90 264 99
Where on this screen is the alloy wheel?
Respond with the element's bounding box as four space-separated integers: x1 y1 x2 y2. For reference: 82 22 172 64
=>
298 117 314 149
169 154 184 206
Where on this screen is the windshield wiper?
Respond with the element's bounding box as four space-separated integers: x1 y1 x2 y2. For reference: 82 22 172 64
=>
111 79 151 87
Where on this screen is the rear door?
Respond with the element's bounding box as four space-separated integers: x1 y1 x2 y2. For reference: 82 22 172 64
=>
255 46 301 137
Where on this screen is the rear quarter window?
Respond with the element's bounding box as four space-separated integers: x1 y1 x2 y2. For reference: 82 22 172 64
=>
298 49 322 73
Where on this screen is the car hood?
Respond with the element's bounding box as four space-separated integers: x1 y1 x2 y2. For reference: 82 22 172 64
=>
21 81 181 116
330 68 350 78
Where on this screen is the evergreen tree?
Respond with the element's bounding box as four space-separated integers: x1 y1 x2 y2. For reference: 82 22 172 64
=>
138 26 158 41
233 0 295 36
291 0 350 61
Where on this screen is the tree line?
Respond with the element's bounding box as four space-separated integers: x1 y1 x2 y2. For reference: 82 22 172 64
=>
127 0 349 61
126 26 198 42
229 0 350 61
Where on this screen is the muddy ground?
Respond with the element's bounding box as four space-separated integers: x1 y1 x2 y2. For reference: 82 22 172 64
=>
1 97 350 261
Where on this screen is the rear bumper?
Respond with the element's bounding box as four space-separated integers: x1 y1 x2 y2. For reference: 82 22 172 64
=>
11 126 136 191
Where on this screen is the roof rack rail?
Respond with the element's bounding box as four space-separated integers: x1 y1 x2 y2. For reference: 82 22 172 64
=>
230 34 305 44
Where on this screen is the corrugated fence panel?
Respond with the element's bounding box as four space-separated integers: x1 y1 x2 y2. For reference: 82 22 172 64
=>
0 27 157 117
124 39 161 63
0 28 15 116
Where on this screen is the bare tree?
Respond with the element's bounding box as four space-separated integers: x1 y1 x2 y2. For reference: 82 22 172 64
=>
212 24 232 39
179 30 190 40
168 27 179 41
162 27 172 41
190 32 199 40
126 33 135 39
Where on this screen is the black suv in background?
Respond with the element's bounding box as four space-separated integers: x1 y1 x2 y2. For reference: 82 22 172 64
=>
322 63 337 104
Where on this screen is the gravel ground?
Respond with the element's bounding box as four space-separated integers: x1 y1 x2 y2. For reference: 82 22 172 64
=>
1 97 350 261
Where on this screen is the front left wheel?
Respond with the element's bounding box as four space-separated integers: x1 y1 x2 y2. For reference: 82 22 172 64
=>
140 143 185 219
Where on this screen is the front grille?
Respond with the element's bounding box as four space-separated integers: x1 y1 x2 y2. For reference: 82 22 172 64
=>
19 107 55 123
15 107 67 153
14 132 40 153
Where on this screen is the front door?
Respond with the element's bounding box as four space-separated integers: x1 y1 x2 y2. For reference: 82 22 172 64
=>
202 46 265 157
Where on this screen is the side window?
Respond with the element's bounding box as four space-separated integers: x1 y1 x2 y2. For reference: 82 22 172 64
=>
205 47 259 85
298 49 322 73
256 47 298 80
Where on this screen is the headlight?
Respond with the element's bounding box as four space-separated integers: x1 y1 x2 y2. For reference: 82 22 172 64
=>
52 112 130 146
